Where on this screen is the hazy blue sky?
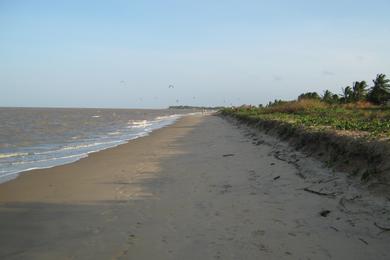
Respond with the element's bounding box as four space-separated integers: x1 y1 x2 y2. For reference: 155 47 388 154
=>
1 0 390 108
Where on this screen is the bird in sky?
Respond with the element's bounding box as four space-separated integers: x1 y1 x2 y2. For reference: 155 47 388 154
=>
168 85 174 89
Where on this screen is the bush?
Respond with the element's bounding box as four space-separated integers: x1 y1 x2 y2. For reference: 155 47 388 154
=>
340 101 375 109
265 99 328 114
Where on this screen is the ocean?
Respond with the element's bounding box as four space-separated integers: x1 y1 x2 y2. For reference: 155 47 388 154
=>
0 107 194 183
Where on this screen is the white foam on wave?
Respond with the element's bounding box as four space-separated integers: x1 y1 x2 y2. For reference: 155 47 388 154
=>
0 112 192 183
127 120 153 129
155 114 181 120
29 141 121 156
8 153 90 166
0 152 29 159
53 140 123 152
107 131 122 135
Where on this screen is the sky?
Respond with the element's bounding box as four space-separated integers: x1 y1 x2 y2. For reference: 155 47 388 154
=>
1 0 390 108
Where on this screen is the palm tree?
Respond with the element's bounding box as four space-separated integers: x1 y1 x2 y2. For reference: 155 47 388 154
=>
352 81 368 101
322 90 338 104
298 92 320 100
367 74 390 104
322 90 339 104
341 86 353 103
322 90 332 100
332 94 340 103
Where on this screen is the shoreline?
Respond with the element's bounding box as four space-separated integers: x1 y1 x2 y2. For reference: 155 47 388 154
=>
0 113 189 185
1 114 389 259
0 115 202 203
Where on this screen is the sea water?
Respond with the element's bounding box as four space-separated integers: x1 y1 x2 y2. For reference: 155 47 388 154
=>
0 107 194 183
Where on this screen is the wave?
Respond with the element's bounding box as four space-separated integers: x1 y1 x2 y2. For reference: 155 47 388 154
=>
107 131 122 135
0 112 190 183
8 153 89 166
33 140 123 155
155 114 181 120
0 152 28 159
127 120 153 128
63 140 125 150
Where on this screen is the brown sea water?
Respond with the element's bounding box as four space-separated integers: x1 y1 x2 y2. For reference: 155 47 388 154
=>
0 107 194 182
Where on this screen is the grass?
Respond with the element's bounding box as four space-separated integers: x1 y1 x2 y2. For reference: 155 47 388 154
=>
221 99 390 138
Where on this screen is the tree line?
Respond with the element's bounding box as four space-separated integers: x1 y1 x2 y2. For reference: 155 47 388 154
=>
297 74 390 105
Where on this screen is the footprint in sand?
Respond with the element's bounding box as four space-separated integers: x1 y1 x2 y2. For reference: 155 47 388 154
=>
252 229 266 237
220 184 233 194
127 232 136 245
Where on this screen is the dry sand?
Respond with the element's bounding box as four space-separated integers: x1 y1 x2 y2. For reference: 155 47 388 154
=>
0 114 389 259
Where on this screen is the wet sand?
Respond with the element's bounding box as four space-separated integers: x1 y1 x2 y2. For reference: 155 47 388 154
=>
0 115 389 259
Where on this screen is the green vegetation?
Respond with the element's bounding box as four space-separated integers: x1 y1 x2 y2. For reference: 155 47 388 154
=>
294 74 390 105
222 74 390 138
169 105 223 110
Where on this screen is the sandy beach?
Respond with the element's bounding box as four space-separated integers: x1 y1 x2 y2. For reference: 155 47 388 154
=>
0 114 389 259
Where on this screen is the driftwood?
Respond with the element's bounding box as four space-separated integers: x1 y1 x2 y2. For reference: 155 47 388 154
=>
318 177 340 184
329 226 339 232
358 238 368 245
222 154 235 157
303 188 336 197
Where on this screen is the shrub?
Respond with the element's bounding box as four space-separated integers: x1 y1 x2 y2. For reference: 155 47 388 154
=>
341 101 375 109
264 99 328 114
